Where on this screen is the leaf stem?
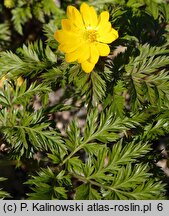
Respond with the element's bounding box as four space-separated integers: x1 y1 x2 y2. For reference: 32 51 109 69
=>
72 173 147 199
71 172 128 194
60 144 84 166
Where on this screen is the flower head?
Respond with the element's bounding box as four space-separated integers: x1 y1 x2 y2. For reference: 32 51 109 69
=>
54 3 118 73
0 76 24 88
4 0 15 8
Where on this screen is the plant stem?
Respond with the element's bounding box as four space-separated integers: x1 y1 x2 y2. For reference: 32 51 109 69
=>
60 143 84 166
71 172 140 199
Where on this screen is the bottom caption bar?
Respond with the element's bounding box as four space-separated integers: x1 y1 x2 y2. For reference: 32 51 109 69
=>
0 200 168 216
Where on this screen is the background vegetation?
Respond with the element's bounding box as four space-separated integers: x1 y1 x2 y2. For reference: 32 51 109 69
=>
0 0 169 200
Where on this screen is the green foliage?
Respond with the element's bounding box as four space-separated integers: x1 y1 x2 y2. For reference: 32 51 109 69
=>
69 67 107 107
27 106 166 199
108 0 169 45
124 43 169 109
10 0 64 35
12 5 32 35
0 81 64 158
26 168 71 200
103 81 126 117
0 0 169 200
0 41 58 78
0 177 10 199
0 23 10 50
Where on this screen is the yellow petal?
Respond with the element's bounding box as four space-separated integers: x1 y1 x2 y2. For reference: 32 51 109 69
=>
65 51 79 63
112 28 119 39
98 28 119 43
80 3 98 27
61 19 72 31
89 44 99 63
65 43 87 62
81 60 95 73
97 11 109 27
58 43 80 53
61 19 82 33
67 5 85 29
98 21 112 34
89 6 98 26
54 30 80 45
96 43 110 56
77 44 90 63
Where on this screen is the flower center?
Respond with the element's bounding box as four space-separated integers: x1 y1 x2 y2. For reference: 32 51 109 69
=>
84 28 98 43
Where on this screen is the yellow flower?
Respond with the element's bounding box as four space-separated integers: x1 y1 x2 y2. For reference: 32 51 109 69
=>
0 76 24 88
54 2 118 73
16 76 24 86
0 76 7 88
4 0 15 8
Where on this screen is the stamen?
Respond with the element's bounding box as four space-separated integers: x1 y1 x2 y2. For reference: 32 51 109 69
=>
84 28 98 43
